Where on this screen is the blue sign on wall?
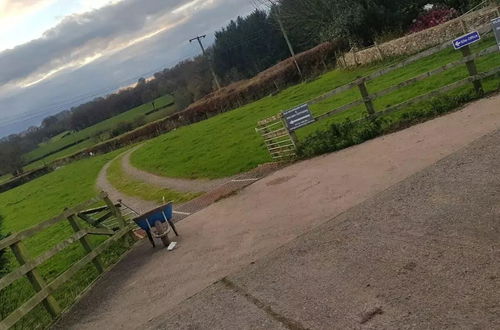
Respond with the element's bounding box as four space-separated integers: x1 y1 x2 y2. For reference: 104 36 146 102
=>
452 31 481 50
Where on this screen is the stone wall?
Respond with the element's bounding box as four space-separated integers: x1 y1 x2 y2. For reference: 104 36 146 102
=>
338 6 500 68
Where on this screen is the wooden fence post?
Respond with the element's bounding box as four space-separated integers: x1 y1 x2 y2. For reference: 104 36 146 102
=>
10 241 61 318
67 214 104 274
460 45 484 95
101 192 134 244
374 42 384 61
357 80 376 115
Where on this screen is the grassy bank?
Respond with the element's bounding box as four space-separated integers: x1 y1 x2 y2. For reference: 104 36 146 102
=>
107 153 201 203
0 151 129 329
130 36 500 179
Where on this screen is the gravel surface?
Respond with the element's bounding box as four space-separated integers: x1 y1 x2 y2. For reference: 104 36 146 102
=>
56 94 500 329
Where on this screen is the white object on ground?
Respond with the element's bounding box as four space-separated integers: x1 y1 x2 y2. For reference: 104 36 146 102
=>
173 211 191 216
167 242 177 251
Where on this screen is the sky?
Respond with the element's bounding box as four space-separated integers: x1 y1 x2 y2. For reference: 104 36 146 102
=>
0 0 256 137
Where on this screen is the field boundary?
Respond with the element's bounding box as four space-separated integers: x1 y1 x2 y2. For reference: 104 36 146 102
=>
0 193 135 329
25 137 91 167
257 22 500 157
339 3 500 67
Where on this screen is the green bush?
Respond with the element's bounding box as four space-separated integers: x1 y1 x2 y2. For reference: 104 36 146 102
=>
110 115 146 138
297 90 480 158
297 117 387 158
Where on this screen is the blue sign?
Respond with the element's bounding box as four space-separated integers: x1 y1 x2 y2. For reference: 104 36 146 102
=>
452 31 481 50
283 104 315 131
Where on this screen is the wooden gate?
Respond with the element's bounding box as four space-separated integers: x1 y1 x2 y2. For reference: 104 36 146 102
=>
0 192 135 329
256 114 297 160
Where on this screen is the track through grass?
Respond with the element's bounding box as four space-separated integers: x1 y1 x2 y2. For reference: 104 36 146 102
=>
106 153 201 204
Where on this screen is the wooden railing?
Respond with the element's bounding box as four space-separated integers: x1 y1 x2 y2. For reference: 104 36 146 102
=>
257 22 500 157
311 25 498 118
0 193 135 330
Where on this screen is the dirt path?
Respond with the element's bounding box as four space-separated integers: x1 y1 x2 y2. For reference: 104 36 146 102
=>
122 147 228 193
58 95 500 329
158 128 500 329
96 156 157 214
96 150 279 218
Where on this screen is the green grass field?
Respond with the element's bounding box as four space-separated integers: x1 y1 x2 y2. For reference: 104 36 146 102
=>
24 95 175 166
130 37 500 179
107 153 201 203
0 150 130 329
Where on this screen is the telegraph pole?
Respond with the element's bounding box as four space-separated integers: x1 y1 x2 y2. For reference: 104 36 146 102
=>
190 35 222 90
274 9 302 78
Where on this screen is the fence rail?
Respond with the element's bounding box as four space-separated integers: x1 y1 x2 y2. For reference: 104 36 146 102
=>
0 192 135 330
257 21 500 158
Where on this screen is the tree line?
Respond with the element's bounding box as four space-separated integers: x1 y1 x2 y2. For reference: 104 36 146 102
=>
0 0 484 176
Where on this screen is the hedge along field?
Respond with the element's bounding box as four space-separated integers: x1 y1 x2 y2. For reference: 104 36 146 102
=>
24 95 175 166
0 150 128 329
130 35 500 179
25 139 97 171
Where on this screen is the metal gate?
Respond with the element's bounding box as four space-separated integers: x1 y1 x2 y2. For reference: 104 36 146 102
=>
256 114 297 160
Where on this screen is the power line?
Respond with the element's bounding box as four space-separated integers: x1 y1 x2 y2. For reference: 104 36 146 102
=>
189 35 222 90
4 25 285 129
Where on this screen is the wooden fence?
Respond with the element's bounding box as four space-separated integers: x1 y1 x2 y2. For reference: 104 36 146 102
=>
257 22 500 158
0 193 135 330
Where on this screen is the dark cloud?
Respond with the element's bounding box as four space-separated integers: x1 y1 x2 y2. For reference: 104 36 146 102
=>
0 0 255 136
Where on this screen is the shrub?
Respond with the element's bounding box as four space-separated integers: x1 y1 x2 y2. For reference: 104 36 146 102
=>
409 7 459 33
109 116 145 138
297 117 387 158
298 90 480 159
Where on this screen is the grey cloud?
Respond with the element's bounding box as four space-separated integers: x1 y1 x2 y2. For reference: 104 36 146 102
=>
0 0 181 85
0 0 255 136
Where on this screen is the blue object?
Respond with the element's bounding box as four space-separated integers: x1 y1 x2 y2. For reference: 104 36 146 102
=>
282 104 315 131
452 31 481 50
134 202 173 231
